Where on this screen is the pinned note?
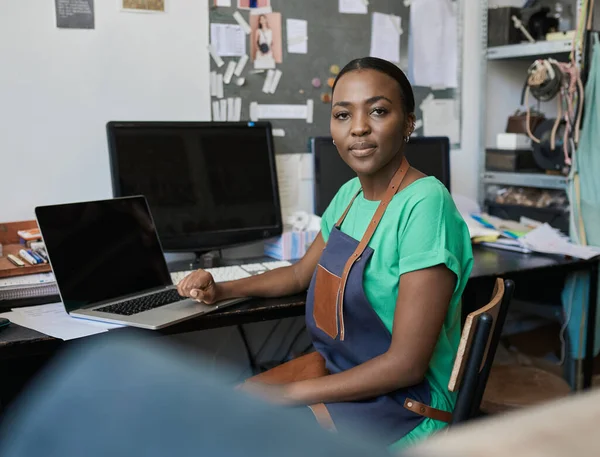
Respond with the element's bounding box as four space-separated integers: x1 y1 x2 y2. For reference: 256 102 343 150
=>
250 101 314 121
422 98 460 144
272 128 286 137
216 73 224 98
227 98 235 121
370 13 401 63
262 69 276 93
234 54 249 76
339 0 367 14
224 61 236 84
212 101 221 121
306 99 314 124
210 71 218 96
214 0 232 6
233 11 251 34
234 97 242 121
269 69 283 94
210 24 246 57
207 44 225 68
287 19 308 54
220 99 228 122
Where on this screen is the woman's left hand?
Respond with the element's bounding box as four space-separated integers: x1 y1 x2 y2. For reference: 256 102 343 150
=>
237 382 294 406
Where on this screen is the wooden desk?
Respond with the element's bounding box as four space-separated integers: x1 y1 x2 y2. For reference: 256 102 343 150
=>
0 246 597 401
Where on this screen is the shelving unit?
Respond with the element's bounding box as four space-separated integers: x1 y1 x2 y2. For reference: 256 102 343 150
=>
482 171 568 190
487 39 573 60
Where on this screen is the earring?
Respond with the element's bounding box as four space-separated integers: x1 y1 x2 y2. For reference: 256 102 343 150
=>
332 140 336 145
405 136 410 143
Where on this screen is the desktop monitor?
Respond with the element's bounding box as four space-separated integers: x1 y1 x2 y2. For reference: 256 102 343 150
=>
107 121 283 254
311 136 451 216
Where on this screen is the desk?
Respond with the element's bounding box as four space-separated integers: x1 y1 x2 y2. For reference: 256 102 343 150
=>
0 246 597 406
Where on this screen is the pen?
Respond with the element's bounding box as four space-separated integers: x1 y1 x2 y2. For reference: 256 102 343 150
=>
7 254 25 267
28 249 45 264
19 249 37 265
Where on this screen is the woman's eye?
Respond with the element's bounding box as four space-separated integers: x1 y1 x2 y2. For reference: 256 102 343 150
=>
334 112 350 120
371 108 387 117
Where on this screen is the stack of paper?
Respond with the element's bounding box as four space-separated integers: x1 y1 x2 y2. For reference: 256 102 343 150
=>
0 273 58 301
520 224 600 260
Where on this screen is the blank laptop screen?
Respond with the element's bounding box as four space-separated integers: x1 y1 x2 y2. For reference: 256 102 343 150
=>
36 196 172 312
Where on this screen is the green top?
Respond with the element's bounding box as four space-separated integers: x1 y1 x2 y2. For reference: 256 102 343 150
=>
321 176 473 449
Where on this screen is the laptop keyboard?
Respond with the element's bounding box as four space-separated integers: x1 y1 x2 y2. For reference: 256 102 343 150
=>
96 289 182 316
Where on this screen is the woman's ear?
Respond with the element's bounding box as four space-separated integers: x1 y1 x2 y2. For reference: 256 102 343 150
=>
404 113 416 139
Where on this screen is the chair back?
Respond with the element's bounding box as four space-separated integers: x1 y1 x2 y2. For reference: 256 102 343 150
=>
449 278 515 423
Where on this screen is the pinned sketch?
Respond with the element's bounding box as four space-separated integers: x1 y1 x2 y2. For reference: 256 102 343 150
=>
210 24 246 57
370 13 401 63
250 12 282 69
238 0 271 9
55 0 94 29
339 0 367 14
250 101 313 123
410 0 458 88
121 0 165 12
422 98 460 144
287 19 308 54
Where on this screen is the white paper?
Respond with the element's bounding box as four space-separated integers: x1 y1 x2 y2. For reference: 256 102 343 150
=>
210 24 246 57
306 99 314 124
207 44 225 68
215 0 231 6
262 69 276 94
220 99 227 121
212 100 221 121
422 99 460 144
272 128 285 137
233 97 242 121
255 103 308 120
370 13 401 63
227 97 235 121
276 154 303 221
287 19 308 54
233 11 251 34
223 61 236 84
339 0 368 14
2 303 123 341
250 6 272 15
521 224 600 260
234 54 249 76
410 0 458 88
216 73 224 99
210 71 218 97
250 101 259 121
269 69 283 93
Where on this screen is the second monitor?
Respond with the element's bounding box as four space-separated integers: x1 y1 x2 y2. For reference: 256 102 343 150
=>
311 136 451 216
107 121 283 255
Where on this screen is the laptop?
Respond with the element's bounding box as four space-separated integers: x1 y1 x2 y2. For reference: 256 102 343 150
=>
35 196 247 330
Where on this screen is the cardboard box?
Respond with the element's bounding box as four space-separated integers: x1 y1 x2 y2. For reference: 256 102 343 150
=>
264 230 318 260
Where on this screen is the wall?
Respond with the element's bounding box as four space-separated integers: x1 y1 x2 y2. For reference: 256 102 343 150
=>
0 0 211 222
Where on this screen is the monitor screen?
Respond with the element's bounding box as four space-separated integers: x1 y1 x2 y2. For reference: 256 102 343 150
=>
107 122 283 252
35 196 172 312
312 136 450 216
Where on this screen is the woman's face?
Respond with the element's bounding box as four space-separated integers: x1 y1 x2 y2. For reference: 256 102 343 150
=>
330 69 412 176
259 15 267 27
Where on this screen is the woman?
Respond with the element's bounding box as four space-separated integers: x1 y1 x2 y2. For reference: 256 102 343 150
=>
254 14 274 68
177 57 473 449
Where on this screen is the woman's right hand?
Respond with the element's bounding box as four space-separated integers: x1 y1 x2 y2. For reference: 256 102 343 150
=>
176 269 221 305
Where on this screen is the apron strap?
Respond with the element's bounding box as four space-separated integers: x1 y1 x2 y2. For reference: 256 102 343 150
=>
336 157 410 340
335 190 362 228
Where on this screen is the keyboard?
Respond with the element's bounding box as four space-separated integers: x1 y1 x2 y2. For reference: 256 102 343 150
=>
170 260 292 285
96 289 182 316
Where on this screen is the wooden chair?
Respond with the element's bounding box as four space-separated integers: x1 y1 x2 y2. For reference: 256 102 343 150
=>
245 278 516 427
449 278 514 424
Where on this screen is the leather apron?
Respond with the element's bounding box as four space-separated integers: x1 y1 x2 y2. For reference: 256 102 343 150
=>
305 158 452 444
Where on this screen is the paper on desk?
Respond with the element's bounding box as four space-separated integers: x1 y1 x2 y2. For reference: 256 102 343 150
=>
339 0 367 14
276 154 302 221
409 0 458 88
287 19 307 54
370 13 401 63
422 98 460 144
3 303 123 341
520 224 600 260
210 23 246 57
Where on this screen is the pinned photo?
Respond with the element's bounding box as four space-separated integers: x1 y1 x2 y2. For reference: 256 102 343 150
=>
237 0 270 9
250 12 282 70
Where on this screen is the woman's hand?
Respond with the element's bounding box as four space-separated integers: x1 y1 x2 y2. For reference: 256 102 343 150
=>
176 269 221 304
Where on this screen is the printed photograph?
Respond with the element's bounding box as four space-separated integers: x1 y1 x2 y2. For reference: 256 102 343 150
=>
122 0 165 12
237 0 271 9
249 12 282 70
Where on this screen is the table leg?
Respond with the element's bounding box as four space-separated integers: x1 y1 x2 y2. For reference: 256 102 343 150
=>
584 260 599 389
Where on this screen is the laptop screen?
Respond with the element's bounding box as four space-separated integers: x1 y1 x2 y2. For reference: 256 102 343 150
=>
35 196 172 312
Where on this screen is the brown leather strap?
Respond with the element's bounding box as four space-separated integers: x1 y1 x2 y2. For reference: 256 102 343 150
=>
335 190 362 228
336 157 410 340
308 403 337 432
403 398 453 423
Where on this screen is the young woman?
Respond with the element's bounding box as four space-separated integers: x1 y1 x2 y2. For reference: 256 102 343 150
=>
177 57 473 449
254 14 274 68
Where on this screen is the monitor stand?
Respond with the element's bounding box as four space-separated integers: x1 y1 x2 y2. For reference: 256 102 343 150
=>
188 251 223 269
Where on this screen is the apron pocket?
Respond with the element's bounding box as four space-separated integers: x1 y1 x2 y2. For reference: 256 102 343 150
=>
313 264 341 339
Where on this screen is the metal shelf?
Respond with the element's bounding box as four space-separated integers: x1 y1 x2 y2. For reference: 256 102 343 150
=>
482 172 568 190
487 40 572 60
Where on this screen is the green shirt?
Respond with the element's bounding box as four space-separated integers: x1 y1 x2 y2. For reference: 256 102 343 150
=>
321 176 473 449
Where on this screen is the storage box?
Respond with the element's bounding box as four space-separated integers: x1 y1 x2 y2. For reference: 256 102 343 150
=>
488 7 523 47
485 148 540 172
264 230 319 260
496 133 532 150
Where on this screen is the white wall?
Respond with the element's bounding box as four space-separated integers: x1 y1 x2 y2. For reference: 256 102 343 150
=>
0 0 211 222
